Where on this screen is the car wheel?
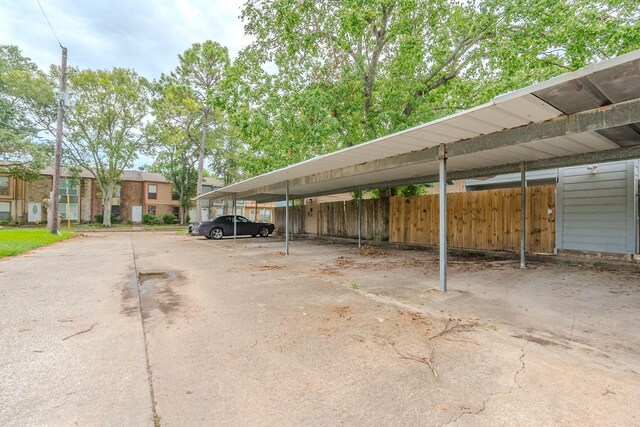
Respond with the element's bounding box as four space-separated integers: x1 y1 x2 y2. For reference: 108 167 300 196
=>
258 226 270 237
210 228 224 240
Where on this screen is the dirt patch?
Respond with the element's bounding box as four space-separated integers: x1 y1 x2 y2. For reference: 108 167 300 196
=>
259 264 287 271
359 245 382 257
332 306 351 319
138 271 169 281
335 256 355 267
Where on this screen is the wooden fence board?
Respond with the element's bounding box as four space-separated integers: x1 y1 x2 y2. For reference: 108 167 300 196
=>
389 185 556 253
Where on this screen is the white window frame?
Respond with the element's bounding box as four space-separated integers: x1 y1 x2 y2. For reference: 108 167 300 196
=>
0 201 10 220
0 176 9 196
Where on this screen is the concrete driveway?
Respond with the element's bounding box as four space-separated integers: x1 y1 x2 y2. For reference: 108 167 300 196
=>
1 232 639 426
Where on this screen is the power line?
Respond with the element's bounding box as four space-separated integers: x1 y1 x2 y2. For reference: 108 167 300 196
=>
35 0 63 48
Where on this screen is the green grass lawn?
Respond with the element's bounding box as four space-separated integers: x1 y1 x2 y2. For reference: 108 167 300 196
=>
0 228 75 259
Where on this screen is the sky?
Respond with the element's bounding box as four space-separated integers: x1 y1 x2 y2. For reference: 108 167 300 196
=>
0 0 252 79
1 0 254 168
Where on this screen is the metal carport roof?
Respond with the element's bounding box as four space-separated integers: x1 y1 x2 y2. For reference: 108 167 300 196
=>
198 49 640 203
196 49 640 291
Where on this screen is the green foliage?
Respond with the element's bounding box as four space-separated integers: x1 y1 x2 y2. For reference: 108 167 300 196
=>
161 214 176 225
148 80 200 224
0 45 54 179
94 213 117 224
64 67 150 227
231 0 640 179
167 41 232 222
362 184 428 199
142 213 161 225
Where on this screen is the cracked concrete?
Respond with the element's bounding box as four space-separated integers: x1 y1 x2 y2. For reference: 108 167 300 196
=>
442 340 529 426
1 232 639 425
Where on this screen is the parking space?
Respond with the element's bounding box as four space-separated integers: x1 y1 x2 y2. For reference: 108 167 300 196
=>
1 232 639 425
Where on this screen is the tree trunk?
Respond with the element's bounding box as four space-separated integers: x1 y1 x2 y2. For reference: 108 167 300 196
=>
178 188 185 225
101 181 115 227
196 110 208 222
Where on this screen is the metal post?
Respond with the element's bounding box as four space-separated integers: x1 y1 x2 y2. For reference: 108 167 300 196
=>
285 180 289 255
358 187 362 248
438 144 447 292
520 162 527 269
233 194 237 243
50 46 67 235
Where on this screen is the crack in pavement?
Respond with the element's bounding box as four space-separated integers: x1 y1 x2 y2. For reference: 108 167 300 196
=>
130 236 160 426
441 340 529 426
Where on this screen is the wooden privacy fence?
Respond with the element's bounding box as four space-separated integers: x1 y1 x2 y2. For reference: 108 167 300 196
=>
273 205 305 234
389 186 556 253
317 198 390 241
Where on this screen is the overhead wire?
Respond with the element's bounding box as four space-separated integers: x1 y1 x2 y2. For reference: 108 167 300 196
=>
34 0 64 48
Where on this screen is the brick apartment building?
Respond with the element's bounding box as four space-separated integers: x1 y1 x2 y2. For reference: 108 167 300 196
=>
0 168 225 224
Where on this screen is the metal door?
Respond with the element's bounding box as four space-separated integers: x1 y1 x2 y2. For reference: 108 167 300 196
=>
132 205 142 223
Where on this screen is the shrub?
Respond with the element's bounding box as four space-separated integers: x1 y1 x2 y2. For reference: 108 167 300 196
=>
95 213 117 224
162 214 176 225
142 213 160 225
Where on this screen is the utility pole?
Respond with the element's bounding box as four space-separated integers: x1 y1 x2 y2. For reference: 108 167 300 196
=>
49 46 67 235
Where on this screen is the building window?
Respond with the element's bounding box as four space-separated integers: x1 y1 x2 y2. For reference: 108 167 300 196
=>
215 207 224 217
172 206 179 218
171 190 180 201
0 176 9 196
59 179 78 220
259 209 271 222
148 184 157 200
147 205 156 215
0 201 10 220
113 184 121 200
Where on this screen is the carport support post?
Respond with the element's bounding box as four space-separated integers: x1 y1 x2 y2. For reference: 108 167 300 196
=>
285 180 289 255
358 187 362 248
520 162 527 269
438 144 447 292
233 194 237 243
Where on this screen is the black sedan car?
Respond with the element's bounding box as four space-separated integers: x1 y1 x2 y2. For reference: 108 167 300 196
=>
190 215 275 239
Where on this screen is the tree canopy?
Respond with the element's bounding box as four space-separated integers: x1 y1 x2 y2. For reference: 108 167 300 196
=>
229 0 640 176
64 67 150 226
0 45 54 179
1 1 638 216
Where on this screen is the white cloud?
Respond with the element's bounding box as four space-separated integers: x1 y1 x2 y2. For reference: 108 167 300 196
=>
0 0 252 79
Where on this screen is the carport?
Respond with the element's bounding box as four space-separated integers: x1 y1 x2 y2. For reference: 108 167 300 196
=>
198 49 640 292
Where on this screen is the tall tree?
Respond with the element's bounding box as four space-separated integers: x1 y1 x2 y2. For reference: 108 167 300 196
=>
0 45 54 179
148 82 201 225
64 67 150 227
233 0 640 176
170 41 230 222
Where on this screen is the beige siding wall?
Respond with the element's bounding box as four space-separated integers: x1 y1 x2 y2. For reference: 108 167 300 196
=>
144 182 179 216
